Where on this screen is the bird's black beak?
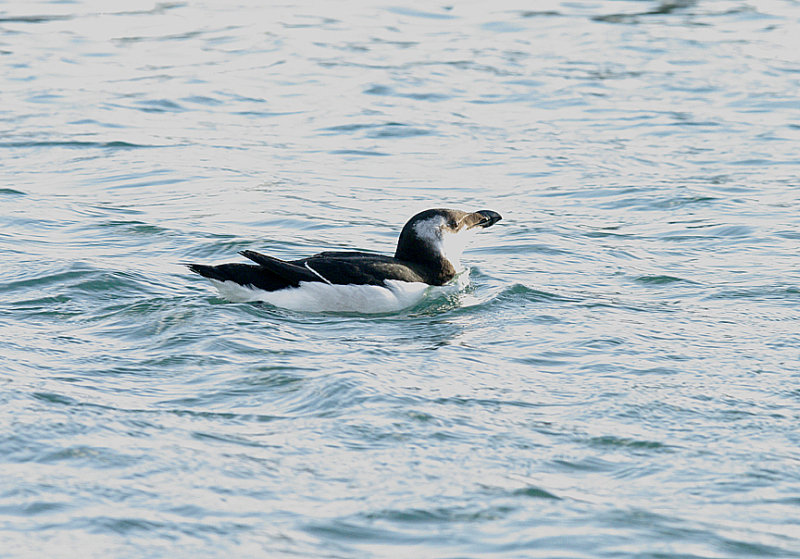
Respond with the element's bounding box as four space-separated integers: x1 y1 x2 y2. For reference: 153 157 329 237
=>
471 209 502 229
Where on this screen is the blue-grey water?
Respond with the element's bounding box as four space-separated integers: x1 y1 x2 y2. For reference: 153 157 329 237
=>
2 0 800 557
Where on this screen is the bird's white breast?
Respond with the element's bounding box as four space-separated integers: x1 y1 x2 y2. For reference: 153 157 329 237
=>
210 279 432 313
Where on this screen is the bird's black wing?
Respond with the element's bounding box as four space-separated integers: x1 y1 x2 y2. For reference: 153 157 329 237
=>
242 249 426 286
188 250 320 291
190 250 427 292
239 250 318 285
296 252 427 285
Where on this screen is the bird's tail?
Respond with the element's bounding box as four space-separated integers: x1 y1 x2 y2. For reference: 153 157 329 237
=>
186 262 287 292
187 263 225 281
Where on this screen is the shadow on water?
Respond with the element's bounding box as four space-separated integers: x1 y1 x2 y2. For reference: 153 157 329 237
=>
592 0 698 23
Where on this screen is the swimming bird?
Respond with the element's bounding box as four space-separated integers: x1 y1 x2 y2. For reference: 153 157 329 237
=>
188 208 502 312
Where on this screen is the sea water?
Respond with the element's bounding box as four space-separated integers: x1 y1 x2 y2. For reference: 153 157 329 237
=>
2 1 799 557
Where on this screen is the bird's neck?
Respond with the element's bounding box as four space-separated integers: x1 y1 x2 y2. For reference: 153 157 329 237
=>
395 240 456 285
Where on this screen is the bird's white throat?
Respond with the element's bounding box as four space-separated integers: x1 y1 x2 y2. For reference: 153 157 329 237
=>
413 217 479 271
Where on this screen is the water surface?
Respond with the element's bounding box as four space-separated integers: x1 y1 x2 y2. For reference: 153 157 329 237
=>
2 1 800 557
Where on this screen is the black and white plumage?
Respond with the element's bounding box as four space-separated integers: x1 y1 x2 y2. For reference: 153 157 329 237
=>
188 208 502 312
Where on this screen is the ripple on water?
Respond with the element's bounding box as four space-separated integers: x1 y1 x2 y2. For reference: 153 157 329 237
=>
633 275 697 285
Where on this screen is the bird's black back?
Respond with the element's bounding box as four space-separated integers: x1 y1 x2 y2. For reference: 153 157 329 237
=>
189 250 434 292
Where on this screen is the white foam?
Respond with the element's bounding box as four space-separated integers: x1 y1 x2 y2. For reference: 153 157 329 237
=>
210 278 437 313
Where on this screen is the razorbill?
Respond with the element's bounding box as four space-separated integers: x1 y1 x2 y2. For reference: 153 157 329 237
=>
188 208 502 313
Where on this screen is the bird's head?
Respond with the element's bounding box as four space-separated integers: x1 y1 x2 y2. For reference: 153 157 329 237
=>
394 208 502 272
